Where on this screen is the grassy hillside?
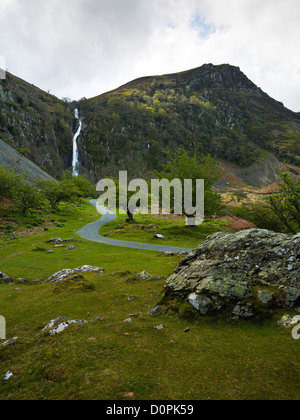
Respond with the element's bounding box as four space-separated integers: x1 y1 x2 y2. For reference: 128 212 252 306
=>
0 201 300 400
78 64 300 179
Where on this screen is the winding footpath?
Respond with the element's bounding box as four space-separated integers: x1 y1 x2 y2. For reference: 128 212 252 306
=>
76 200 192 253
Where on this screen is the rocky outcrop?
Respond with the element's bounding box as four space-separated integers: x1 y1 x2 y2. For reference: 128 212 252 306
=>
47 265 104 284
42 317 88 336
164 229 300 319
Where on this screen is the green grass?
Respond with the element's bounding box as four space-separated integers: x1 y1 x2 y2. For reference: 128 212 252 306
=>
99 213 229 249
0 200 300 400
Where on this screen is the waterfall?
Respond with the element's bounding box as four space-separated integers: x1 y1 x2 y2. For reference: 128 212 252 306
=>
72 108 82 177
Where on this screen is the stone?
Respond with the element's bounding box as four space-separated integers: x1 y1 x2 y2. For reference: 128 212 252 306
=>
278 315 299 329
65 245 79 251
153 324 167 330
3 371 13 382
45 238 64 244
0 276 15 284
164 229 300 320
123 318 132 323
154 234 164 239
136 271 151 280
148 306 162 316
188 293 214 315
0 337 19 348
282 287 300 308
43 317 88 335
232 303 254 320
47 266 104 284
45 238 78 244
16 278 29 284
257 290 274 305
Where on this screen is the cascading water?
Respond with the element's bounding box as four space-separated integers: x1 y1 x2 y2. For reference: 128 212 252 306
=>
72 108 82 177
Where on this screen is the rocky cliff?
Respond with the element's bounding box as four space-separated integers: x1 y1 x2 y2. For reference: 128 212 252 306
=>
0 73 75 178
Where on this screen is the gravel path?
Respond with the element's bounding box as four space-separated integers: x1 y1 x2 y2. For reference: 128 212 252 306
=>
76 200 192 253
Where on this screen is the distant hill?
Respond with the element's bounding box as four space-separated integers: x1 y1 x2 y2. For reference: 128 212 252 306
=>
1 64 299 187
0 138 54 183
78 64 300 181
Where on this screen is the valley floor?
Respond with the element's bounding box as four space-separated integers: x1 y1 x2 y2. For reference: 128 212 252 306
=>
0 201 299 400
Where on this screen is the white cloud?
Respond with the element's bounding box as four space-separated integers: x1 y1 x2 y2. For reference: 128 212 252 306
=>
0 0 299 111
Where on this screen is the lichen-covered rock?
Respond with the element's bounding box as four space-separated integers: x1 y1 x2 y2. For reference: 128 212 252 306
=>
42 317 88 335
165 229 300 319
257 290 275 305
188 293 214 315
47 266 104 284
232 303 254 320
277 315 299 329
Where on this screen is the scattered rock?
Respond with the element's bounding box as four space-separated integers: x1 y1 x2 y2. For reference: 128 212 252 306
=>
45 238 64 244
278 315 299 329
0 271 15 284
3 371 13 382
47 265 104 284
136 271 151 280
16 278 29 284
154 234 164 239
43 317 88 335
148 306 162 316
45 238 78 244
127 296 136 301
65 245 79 251
0 276 15 284
91 316 106 322
123 318 132 323
0 337 19 348
32 246 49 253
162 251 190 257
153 324 167 330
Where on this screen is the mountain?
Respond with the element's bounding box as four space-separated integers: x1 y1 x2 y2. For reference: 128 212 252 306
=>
0 73 75 178
1 64 300 186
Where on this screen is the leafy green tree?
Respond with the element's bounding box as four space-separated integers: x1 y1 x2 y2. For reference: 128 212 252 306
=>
36 179 80 210
267 172 300 234
0 165 22 200
64 172 95 198
153 146 222 218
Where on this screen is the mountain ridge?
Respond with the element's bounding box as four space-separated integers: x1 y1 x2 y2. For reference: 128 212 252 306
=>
0 64 299 185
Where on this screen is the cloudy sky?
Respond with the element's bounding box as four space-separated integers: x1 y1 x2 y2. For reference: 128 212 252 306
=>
0 0 299 111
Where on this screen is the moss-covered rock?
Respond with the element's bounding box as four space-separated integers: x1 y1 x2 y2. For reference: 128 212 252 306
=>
165 229 300 320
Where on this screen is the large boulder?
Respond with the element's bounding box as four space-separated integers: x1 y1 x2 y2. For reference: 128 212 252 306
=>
164 229 300 319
